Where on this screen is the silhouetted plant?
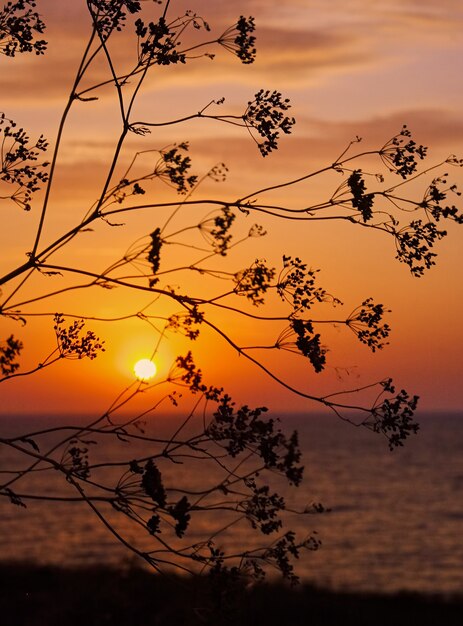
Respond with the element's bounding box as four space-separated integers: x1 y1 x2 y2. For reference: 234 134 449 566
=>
0 0 46 57
244 89 296 156
0 112 49 210
0 334 22 375
219 16 256 64
54 315 105 361
0 0 462 585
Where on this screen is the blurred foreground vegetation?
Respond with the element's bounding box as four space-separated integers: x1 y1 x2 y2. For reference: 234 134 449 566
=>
1 562 462 626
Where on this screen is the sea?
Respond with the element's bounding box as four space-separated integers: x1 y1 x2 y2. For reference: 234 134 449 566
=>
0 412 462 595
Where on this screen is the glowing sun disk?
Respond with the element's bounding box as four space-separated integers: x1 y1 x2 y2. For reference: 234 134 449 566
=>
134 358 157 381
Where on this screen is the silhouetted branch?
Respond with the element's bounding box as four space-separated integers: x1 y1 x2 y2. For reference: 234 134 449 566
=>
1 0 461 584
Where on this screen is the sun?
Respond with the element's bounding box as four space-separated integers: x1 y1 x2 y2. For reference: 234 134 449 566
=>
134 358 157 381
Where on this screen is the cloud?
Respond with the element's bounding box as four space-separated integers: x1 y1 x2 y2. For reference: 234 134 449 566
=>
2 1 462 181
0 16 368 106
16 106 463 254
153 108 463 198
2 0 461 111
308 109 463 156
53 106 463 164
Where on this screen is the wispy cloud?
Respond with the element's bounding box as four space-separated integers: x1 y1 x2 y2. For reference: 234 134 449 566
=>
2 0 461 109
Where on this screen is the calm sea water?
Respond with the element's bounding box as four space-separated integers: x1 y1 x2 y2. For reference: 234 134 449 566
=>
0 412 462 594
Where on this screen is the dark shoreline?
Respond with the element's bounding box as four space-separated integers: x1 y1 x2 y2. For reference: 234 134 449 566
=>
1 562 462 626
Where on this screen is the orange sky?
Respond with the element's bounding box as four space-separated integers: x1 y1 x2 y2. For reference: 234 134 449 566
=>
1 0 462 416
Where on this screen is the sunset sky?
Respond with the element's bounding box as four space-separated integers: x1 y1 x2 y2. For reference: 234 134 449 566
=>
1 0 462 416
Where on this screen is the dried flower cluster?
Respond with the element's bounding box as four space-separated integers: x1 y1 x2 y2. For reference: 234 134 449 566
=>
244 90 296 156
219 16 256 64
89 0 142 39
348 170 375 222
347 299 391 352
54 315 105 360
233 260 276 305
380 125 427 178
198 206 236 255
0 113 49 211
135 16 186 66
0 0 46 57
0 334 22 375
